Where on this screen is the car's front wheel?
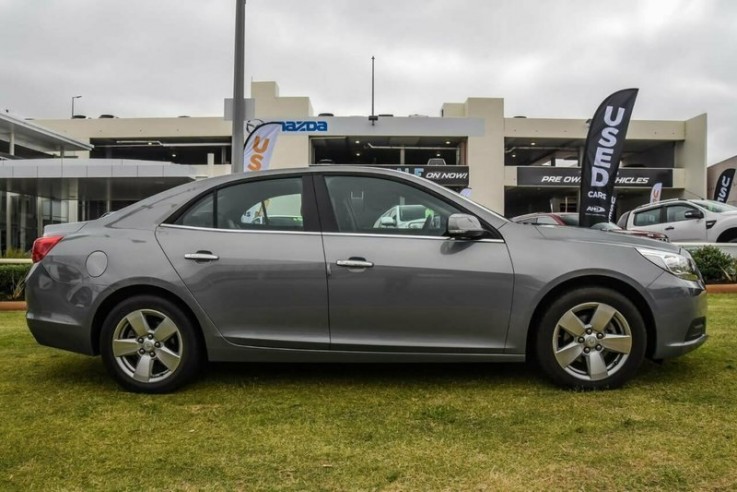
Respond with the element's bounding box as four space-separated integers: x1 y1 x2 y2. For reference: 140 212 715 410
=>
535 287 646 390
100 295 202 393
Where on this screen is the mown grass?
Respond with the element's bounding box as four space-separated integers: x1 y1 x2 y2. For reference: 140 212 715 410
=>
2 295 737 491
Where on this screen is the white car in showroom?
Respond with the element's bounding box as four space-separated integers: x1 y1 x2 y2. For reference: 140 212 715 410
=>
620 199 737 242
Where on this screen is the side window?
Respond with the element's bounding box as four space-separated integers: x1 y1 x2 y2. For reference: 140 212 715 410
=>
633 207 662 227
218 178 303 230
175 193 214 228
174 178 304 231
324 176 464 236
666 205 697 223
616 211 630 228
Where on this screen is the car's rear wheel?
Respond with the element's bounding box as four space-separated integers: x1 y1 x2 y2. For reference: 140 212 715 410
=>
100 295 202 393
535 287 646 390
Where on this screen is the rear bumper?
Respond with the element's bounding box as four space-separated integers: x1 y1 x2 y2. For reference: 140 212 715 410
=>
26 314 95 355
25 262 96 355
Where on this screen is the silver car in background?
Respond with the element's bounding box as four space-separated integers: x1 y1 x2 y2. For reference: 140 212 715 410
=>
26 167 707 393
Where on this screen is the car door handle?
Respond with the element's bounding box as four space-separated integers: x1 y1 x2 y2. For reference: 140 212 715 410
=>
184 251 219 262
665 226 675 231
336 258 374 269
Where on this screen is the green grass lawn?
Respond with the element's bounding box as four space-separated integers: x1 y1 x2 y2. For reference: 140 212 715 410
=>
2 295 737 491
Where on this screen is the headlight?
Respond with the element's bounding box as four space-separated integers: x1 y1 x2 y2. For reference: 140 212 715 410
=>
636 247 701 282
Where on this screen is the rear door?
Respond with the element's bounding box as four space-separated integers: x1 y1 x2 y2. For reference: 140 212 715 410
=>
631 206 665 234
316 173 514 353
156 175 330 349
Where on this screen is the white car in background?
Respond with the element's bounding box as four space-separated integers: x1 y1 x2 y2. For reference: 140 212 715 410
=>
374 204 433 229
622 199 737 242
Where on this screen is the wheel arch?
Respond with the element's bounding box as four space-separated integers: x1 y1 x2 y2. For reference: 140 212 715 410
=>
525 275 657 359
91 284 206 357
716 227 737 243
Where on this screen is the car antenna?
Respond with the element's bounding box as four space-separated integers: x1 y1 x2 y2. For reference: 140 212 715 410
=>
368 56 378 126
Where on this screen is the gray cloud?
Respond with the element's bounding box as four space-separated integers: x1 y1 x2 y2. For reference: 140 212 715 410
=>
1 0 734 162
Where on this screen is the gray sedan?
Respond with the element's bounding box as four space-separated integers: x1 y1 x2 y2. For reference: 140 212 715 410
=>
26 167 707 393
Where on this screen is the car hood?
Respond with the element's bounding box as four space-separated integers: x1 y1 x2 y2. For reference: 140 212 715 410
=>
531 224 680 253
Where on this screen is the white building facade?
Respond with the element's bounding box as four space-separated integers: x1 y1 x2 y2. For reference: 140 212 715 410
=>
1 81 708 251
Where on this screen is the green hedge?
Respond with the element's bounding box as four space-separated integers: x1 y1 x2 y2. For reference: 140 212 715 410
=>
690 246 737 284
0 264 32 300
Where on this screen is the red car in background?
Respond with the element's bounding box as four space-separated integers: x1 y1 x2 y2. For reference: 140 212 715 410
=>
510 212 670 242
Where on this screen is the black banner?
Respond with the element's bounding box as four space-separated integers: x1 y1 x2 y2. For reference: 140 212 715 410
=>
713 168 735 203
517 166 672 188
579 89 639 227
371 165 469 186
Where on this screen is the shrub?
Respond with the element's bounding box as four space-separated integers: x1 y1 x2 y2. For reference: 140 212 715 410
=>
690 246 737 283
0 264 32 300
3 248 31 259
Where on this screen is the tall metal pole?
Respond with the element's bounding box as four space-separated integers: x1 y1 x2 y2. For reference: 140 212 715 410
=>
231 0 247 173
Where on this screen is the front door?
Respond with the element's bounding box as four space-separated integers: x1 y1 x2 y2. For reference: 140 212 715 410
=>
661 204 707 241
317 174 514 353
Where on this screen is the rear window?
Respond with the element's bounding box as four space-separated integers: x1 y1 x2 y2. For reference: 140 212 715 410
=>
173 177 304 231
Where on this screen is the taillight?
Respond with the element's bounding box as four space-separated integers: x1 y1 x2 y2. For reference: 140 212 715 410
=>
32 235 64 263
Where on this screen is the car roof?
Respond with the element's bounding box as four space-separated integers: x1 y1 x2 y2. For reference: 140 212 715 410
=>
632 198 692 211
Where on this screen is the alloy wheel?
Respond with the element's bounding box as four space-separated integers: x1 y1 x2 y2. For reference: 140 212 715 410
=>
551 302 633 382
111 309 183 383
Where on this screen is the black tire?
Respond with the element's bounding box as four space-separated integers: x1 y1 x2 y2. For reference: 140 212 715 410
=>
535 287 646 390
100 295 202 393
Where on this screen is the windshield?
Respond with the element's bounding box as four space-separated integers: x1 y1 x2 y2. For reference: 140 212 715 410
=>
691 200 737 213
559 214 579 226
590 222 621 231
451 190 509 223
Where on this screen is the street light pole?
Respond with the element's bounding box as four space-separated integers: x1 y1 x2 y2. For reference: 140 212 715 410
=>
71 95 82 118
231 0 247 173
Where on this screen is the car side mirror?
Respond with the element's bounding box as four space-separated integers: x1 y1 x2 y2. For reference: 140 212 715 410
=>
447 214 485 239
379 216 396 227
684 210 704 219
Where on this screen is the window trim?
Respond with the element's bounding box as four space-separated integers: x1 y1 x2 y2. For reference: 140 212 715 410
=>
158 223 321 236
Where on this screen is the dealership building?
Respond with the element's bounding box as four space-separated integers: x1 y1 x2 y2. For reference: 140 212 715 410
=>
1 81 708 251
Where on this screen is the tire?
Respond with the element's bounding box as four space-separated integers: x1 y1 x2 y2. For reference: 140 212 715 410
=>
100 295 202 393
535 287 646 390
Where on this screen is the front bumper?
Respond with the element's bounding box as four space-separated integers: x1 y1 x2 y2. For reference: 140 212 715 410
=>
647 272 708 360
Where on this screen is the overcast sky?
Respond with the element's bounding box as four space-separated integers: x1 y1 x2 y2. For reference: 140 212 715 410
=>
1 0 735 163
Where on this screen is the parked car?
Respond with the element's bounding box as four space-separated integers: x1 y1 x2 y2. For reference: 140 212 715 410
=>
27 167 706 393
622 199 737 242
250 215 303 227
511 212 670 241
373 204 433 229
